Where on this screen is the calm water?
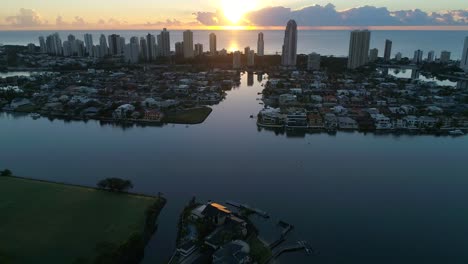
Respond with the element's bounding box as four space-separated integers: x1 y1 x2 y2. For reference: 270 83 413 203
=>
384 68 458 86
1 30 467 59
1 72 468 263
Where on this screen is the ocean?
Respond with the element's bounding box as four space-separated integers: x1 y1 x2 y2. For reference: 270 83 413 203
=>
1 30 467 59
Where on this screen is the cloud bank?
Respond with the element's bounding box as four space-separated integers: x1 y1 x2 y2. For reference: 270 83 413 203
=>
195 4 468 26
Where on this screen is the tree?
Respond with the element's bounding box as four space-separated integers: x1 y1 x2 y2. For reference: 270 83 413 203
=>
97 178 133 192
1 169 12 176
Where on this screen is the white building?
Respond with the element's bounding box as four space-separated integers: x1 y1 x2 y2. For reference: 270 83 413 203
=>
281 20 297 66
209 33 216 55
232 51 241 69
427 50 435 62
84 33 93 56
257 32 264 56
183 30 194 58
157 28 170 57
347 30 371 69
413 49 423 64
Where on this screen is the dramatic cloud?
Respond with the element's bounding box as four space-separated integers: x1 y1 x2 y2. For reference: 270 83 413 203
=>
194 4 468 27
72 16 87 26
5 8 46 27
56 15 68 26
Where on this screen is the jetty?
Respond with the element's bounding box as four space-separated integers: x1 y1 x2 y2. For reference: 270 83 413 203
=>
226 201 270 218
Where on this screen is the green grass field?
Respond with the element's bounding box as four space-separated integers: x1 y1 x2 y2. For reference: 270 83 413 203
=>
164 106 213 124
0 176 160 264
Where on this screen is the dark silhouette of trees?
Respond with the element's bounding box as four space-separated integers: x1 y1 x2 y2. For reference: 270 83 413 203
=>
96 178 133 192
1 169 12 176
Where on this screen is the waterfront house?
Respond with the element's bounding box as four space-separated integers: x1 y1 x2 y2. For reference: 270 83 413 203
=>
286 109 308 128
191 203 231 226
371 114 393 130
212 240 251 264
258 107 284 126
143 110 163 121
338 117 359 130
112 104 135 119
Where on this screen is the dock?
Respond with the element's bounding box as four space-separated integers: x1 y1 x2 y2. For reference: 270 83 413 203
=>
226 201 270 218
272 241 315 258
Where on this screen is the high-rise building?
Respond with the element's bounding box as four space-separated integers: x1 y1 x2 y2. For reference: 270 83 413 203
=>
461 36 468 72
183 30 194 58
281 20 297 66
124 37 140 64
45 33 62 56
307 53 321 71
244 46 250 55
157 28 170 57
139 37 148 61
257 32 264 56
247 50 255 66
99 34 108 57
62 41 72 57
84 34 93 56
440 51 451 63
413 49 423 64
427 51 435 62
233 51 241 69
209 33 216 55
38 36 46 53
347 30 371 69
369 48 379 62
384 39 392 61
395 52 402 61
108 34 121 55
146 33 156 61
175 42 184 57
194 43 203 56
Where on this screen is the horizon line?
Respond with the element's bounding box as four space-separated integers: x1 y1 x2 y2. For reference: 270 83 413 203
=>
0 26 468 32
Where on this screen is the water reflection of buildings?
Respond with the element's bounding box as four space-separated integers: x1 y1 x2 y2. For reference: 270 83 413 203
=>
247 72 254 86
257 73 263 83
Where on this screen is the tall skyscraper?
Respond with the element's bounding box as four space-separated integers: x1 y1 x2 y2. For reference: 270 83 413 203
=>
281 20 297 66
99 34 108 57
440 51 451 63
209 33 217 55
38 36 46 53
413 49 423 64
183 30 194 58
307 53 321 71
233 51 241 69
124 37 140 64
175 42 184 57
158 28 170 57
347 30 371 69
461 37 468 72
244 46 250 55
257 32 264 56
45 33 62 56
194 43 203 56
384 39 392 61
139 37 147 61
146 34 156 61
108 34 121 55
369 48 379 62
427 51 435 62
84 34 93 56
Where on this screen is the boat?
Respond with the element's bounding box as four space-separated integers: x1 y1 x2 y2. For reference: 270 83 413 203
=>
30 113 41 119
448 129 464 136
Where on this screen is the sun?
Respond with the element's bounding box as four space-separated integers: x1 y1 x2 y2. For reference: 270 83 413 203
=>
221 0 257 24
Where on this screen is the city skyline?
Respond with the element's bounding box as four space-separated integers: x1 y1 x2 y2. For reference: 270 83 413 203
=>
0 1 467 30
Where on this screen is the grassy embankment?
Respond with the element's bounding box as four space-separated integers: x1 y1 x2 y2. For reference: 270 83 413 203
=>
0 176 165 264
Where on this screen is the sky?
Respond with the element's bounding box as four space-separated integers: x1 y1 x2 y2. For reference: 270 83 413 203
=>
0 0 467 30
